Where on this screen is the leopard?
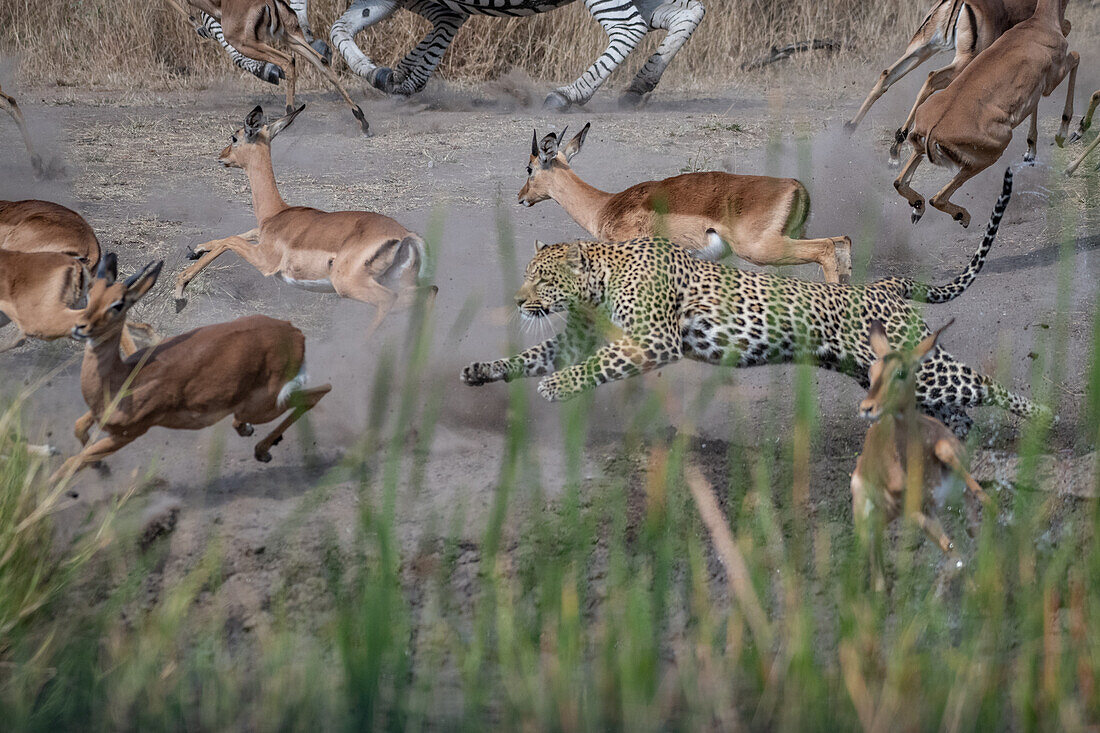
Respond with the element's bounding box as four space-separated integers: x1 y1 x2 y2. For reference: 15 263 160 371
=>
461 168 1047 436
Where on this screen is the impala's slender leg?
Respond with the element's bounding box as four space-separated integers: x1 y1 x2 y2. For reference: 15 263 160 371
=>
1069 89 1100 143
928 164 981 227
285 56 297 114
1025 104 1039 162
0 85 43 174
49 433 136 484
173 231 263 308
285 35 368 133
253 385 330 462
74 411 95 446
845 44 938 133
911 510 958 560
893 150 927 222
1065 131 1100 176
933 439 993 537
1055 51 1080 146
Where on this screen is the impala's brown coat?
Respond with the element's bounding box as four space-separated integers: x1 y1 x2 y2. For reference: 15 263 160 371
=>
851 320 994 591
0 200 100 265
52 258 330 484
517 125 851 283
894 0 1076 226
173 106 433 334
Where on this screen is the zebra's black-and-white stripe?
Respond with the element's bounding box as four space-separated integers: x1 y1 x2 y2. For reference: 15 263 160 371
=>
329 0 705 107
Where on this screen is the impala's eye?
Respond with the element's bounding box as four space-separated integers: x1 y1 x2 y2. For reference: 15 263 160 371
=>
110 301 125 312
894 368 908 381
526 166 533 176
231 134 238 144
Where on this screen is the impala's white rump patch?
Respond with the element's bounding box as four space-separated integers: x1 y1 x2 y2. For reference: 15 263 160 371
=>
277 363 308 410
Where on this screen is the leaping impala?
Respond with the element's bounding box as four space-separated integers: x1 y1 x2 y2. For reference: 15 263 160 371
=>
165 0 368 133
0 84 45 176
518 124 852 284
844 0 1070 163
50 255 330 484
173 105 435 334
851 319 995 591
893 0 1078 226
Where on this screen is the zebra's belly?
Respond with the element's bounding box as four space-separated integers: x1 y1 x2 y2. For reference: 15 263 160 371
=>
438 0 578 16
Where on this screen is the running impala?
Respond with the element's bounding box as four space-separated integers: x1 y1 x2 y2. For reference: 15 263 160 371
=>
173 105 435 335
51 255 330 484
518 124 852 283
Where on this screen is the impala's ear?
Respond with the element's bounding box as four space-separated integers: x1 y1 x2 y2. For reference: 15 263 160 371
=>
565 242 587 273
534 239 548 252
96 252 118 285
123 260 163 304
244 105 264 141
268 103 305 139
561 122 590 162
915 318 953 361
867 319 891 358
538 131 560 166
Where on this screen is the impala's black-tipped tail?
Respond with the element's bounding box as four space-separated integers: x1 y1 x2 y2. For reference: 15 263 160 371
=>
905 167 1013 303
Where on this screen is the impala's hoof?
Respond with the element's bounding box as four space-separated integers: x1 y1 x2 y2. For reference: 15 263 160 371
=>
955 212 970 227
894 128 907 145
311 39 332 65
619 90 646 108
1069 129 1083 143
843 120 857 135
911 205 924 224
255 447 272 463
174 297 188 313
236 422 255 437
543 90 571 110
352 106 370 135
887 152 901 169
258 62 284 86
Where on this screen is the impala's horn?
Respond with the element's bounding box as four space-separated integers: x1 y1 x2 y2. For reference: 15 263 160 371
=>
125 260 164 288
531 129 539 157
97 252 118 284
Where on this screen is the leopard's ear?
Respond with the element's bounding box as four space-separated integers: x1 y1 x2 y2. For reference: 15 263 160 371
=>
565 242 588 273
534 239 548 252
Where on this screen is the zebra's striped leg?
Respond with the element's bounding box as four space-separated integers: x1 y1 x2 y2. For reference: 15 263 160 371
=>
330 0 402 89
389 5 467 95
285 0 331 63
621 0 704 106
200 14 284 85
546 0 649 109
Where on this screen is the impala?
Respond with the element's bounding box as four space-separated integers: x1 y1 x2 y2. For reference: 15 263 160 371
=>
50 255 330 483
166 0 368 132
893 0 1078 226
845 0 1069 163
519 124 852 283
850 319 995 591
1064 88 1100 175
173 105 435 334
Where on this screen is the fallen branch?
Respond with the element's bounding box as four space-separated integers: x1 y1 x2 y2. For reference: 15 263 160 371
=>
741 39 842 71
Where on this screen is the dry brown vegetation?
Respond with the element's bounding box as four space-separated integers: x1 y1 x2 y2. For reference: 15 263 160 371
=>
0 0 935 89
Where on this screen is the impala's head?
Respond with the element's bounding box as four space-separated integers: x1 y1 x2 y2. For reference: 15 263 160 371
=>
219 104 305 169
859 319 952 421
517 123 590 206
513 240 592 318
72 254 163 344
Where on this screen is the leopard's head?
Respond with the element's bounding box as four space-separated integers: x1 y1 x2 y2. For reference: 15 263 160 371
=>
514 240 592 319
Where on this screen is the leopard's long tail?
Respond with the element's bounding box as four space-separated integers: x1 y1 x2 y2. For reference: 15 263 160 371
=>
892 167 1013 303
982 376 1052 421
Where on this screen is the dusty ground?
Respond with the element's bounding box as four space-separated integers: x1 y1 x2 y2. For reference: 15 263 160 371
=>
3 55 1100 629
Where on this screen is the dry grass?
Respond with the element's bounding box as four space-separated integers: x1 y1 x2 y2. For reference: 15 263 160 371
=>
0 0 934 89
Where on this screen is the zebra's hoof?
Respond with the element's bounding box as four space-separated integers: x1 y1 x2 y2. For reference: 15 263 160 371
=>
258 62 284 86
619 90 649 109
311 39 332 65
371 67 396 94
543 90 571 110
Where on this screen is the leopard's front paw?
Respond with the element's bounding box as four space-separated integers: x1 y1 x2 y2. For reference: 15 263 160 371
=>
537 375 566 402
461 362 502 386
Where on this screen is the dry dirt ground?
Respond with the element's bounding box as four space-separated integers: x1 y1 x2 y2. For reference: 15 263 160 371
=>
3 58 1100 629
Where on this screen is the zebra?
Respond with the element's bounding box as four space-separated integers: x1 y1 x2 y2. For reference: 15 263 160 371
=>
328 0 706 108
